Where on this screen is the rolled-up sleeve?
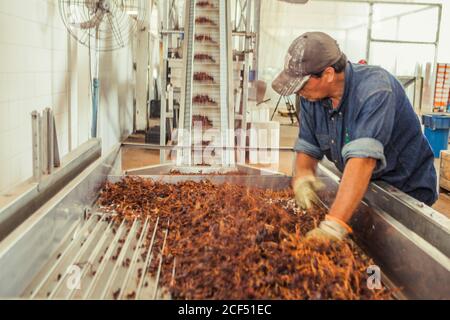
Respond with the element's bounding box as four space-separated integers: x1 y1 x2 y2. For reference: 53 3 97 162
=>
294 99 324 160
342 90 395 174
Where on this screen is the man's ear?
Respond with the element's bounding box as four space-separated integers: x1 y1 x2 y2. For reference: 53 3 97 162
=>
324 67 335 83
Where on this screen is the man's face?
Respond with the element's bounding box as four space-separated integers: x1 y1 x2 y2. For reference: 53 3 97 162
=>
296 68 333 101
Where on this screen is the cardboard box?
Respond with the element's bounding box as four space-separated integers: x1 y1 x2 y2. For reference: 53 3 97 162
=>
440 149 450 191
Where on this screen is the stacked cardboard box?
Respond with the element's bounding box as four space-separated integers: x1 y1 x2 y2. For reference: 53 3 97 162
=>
433 63 450 112
440 149 450 191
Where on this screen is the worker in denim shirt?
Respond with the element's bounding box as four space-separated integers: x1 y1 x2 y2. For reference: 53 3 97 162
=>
272 32 438 242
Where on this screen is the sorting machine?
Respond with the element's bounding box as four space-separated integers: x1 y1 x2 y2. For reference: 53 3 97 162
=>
0 143 449 299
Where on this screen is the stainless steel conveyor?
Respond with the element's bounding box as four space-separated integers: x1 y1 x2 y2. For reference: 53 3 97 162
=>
0 144 449 299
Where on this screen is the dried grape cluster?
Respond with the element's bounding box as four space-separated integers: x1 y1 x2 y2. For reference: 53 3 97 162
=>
194 72 215 82
97 177 393 300
193 94 217 106
195 34 216 43
195 17 216 25
192 115 213 128
197 1 215 9
194 53 216 63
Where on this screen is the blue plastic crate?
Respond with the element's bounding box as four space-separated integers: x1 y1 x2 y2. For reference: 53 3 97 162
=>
422 113 450 129
424 127 449 158
422 113 450 158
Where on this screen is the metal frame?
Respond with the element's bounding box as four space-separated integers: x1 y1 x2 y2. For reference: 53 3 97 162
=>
234 0 248 32
0 139 102 242
160 0 170 163
313 0 442 73
239 0 252 164
232 0 260 164
158 0 260 166
159 0 184 164
220 0 236 166
366 2 441 68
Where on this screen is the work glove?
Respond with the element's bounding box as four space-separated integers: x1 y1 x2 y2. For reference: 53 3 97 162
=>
305 215 352 242
292 175 324 210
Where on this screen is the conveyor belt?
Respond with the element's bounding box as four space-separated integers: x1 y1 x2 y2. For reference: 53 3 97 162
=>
19 175 394 300
178 0 234 166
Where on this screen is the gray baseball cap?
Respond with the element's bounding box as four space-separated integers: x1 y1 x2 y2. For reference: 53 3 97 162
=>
272 32 344 96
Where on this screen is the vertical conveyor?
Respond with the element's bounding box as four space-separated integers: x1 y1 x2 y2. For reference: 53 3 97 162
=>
178 0 235 166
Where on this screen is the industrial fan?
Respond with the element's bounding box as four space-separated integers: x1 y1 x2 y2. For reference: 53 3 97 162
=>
59 0 148 137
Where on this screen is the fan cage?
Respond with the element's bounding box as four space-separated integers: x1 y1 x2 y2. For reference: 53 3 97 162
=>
59 0 148 51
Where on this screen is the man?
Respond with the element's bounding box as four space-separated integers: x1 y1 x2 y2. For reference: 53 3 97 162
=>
272 32 438 241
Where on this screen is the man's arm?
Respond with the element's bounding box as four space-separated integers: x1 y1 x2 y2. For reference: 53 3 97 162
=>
292 152 319 185
306 90 396 241
328 157 376 222
305 157 376 241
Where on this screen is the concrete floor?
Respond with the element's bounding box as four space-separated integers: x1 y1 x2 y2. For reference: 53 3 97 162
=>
124 111 450 217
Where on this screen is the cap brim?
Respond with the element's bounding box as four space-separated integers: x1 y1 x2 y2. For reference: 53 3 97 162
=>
271 71 310 96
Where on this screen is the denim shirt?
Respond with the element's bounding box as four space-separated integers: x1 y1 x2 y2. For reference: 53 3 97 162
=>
294 62 438 205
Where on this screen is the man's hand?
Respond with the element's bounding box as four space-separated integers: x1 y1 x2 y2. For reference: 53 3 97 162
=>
292 175 325 210
305 215 353 241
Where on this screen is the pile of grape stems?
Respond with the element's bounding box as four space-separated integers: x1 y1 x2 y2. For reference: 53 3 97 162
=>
97 177 394 300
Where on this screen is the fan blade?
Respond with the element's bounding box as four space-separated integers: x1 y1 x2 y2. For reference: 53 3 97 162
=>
76 9 105 29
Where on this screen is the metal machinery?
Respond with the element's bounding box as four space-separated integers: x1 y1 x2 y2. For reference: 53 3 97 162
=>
0 0 449 301
0 144 449 299
176 0 234 166
159 0 258 165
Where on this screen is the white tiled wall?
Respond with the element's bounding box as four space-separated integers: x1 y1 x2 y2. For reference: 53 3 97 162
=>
0 0 134 193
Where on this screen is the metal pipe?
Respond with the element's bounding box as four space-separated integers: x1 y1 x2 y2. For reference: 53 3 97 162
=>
160 0 170 163
312 0 441 6
121 141 295 151
160 29 257 38
91 78 100 138
371 38 438 46
91 27 100 138
160 29 185 35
